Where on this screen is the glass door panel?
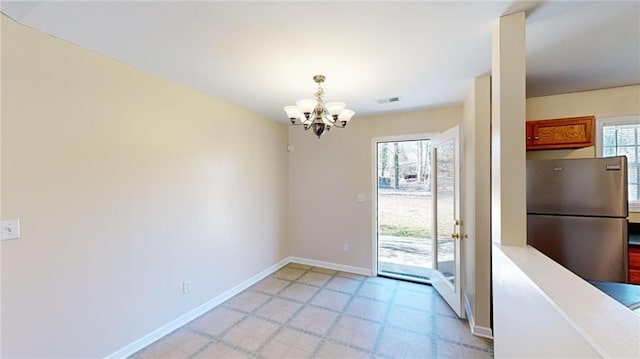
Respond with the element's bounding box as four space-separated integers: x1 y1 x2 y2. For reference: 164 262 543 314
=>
376 139 432 283
435 140 456 285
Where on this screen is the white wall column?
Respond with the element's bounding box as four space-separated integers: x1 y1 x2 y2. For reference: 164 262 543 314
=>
491 12 527 246
462 75 492 337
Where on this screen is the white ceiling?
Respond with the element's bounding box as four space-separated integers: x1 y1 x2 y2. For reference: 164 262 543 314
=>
2 1 639 123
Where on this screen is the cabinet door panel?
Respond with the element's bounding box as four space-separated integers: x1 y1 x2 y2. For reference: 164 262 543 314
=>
527 116 595 150
629 247 640 269
629 248 640 284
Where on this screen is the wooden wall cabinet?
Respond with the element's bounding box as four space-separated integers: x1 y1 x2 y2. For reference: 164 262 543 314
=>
629 246 640 285
526 116 595 151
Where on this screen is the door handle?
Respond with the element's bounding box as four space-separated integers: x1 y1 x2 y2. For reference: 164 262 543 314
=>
451 233 467 240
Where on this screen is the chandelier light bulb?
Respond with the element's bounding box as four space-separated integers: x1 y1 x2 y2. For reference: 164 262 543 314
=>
295 99 317 115
338 109 355 122
325 102 346 117
283 106 301 120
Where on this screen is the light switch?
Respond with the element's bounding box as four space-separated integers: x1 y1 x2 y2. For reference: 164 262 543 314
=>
357 194 366 202
1 219 21 240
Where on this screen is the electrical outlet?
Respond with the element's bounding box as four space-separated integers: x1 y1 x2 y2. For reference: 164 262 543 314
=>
183 280 192 294
343 243 349 252
1 219 21 241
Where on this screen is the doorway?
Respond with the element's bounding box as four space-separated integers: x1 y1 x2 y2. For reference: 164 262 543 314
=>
375 138 433 283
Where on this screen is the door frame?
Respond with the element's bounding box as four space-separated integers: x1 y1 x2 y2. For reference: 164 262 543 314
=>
371 133 438 277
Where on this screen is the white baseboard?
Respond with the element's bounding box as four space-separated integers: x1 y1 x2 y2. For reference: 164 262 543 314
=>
288 256 372 276
471 324 493 339
105 257 290 359
106 257 372 358
464 294 493 339
464 295 476 333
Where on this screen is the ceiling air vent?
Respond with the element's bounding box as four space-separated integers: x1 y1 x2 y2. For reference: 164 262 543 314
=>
377 97 400 104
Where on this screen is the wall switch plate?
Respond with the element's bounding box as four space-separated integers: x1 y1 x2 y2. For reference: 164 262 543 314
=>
1 219 20 240
183 280 192 294
343 243 349 252
357 194 366 202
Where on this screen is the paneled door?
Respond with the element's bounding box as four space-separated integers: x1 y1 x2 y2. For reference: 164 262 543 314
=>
430 125 465 318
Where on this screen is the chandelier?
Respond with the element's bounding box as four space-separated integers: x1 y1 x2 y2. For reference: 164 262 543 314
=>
284 75 355 138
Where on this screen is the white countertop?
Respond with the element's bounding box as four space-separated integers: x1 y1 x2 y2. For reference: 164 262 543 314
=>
497 244 640 357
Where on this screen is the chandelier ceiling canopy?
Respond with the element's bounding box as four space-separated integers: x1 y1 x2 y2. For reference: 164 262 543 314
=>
284 75 355 139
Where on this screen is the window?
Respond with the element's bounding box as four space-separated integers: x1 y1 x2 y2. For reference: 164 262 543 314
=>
596 115 640 211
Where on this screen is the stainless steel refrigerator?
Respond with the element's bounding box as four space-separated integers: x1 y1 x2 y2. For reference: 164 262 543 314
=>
527 156 628 283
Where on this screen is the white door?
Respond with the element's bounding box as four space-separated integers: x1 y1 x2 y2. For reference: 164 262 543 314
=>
430 125 465 318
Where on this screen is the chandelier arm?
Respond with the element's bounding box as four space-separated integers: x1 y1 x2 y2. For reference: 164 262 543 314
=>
321 108 335 123
323 111 350 128
332 120 346 128
290 115 313 126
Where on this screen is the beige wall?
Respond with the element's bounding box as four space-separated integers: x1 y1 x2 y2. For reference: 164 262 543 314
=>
525 85 640 221
526 146 595 160
1 15 289 358
289 106 461 270
527 85 640 121
462 75 492 336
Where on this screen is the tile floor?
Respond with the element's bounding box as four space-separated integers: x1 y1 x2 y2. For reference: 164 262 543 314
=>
131 263 493 358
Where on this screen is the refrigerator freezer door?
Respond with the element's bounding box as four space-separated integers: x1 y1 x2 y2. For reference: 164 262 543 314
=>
527 156 628 217
527 214 628 282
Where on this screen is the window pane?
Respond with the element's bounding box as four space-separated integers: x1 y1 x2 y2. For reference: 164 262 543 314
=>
617 146 636 162
600 119 640 206
630 166 638 185
617 127 636 146
603 127 616 146
603 146 616 157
